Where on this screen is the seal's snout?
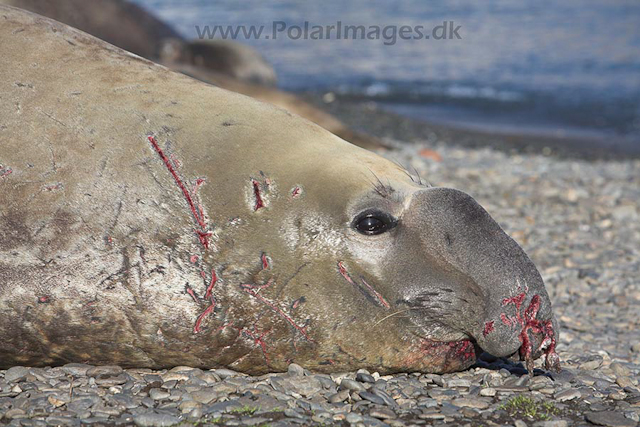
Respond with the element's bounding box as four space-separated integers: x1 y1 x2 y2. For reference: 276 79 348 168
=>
477 291 560 373
402 188 560 371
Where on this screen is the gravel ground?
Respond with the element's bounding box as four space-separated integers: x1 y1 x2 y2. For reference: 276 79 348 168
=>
1 105 639 427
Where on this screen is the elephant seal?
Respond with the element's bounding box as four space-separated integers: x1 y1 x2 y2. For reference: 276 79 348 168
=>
0 0 274 85
0 0 385 150
160 38 277 87
0 0 181 59
0 6 560 375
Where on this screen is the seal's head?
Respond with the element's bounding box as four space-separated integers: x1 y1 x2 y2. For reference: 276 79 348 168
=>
343 184 560 373
212 140 560 375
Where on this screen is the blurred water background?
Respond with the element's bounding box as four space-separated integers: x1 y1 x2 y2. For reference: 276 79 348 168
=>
135 0 640 152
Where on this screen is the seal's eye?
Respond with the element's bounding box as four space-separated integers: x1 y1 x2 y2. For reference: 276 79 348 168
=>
353 211 397 235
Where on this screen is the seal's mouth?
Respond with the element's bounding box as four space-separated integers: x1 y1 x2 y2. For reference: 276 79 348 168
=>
421 338 478 362
404 336 479 372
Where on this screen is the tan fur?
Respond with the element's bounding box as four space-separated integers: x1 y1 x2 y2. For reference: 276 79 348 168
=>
0 6 558 374
0 6 433 373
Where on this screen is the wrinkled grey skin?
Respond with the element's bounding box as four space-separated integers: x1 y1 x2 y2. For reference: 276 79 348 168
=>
0 6 559 374
386 188 555 357
160 39 278 87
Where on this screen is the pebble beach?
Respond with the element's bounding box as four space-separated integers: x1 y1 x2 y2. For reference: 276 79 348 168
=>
1 102 639 427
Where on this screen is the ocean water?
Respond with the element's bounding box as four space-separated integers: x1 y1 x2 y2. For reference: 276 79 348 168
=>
135 0 640 150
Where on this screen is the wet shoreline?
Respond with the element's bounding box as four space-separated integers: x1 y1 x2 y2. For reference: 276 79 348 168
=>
301 92 640 161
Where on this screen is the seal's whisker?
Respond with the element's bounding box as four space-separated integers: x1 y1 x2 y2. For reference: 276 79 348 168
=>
373 308 416 326
366 168 396 199
390 158 417 183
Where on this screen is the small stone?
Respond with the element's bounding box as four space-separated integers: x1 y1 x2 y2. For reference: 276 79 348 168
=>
611 205 637 221
371 388 396 407
61 363 93 376
617 377 635 389
240 416 270 426
328 390 350 403
515 420 528 427
430 375 444 387
610 363 632 377
4 366 29 383
419 412 445 420
396 398 416 409
340 378 365 392
446 378 471 388
360 391 386 405
179 400 201 413
161 372 189 382
530 376 553 390
95 374 128 386
4 408 26 419
627 394 640 406
67 397 99 413
333 413 346 422
451 397 491 409
149 388 171 400
585 411 637 427
311 412 332 423
346 412 364 424
190 390 217 404
210 382 237 394
45 415 79 425
480 387 497 397
555 388 581 402
551 368 576 383
144 374 164 384
196 372 220 384
286 376 323 397
535 421 568 427
133 413 181 427
187 407 203 420
609 391 627 401
461 407 480 418
170 365 195 373
580 358 604 371
211 369 240 379
48 395 67 407
417 397 438 408
284 408 305 419
86 365 123 377
287 363 304 377
624 411 640 423
357 372 376 383
369 407 397 419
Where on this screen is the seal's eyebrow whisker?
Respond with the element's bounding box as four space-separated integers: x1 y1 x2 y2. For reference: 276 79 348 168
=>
390 158 431 188
411 165 432 188
412 166 423 186
366 168 395 199
390 158 416 183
